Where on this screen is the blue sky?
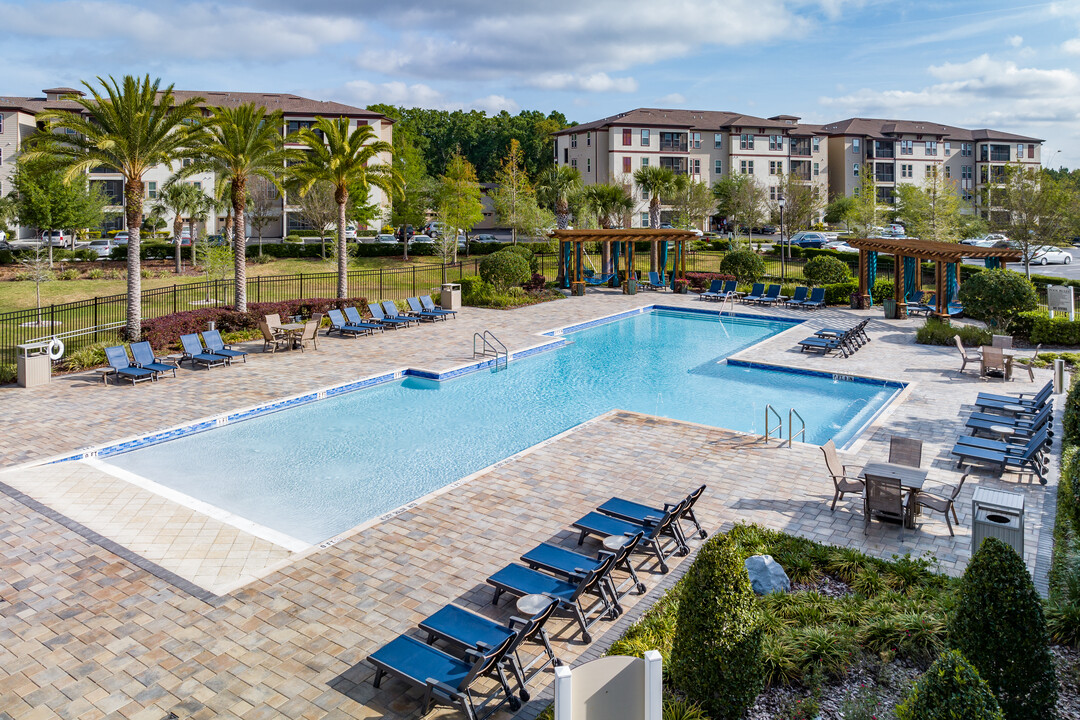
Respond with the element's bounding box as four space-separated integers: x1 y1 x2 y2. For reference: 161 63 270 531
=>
2 1 1080 164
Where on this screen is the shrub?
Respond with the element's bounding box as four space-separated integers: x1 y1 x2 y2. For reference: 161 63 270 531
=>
0 363 17 384
283 234 303 243
871 279 893 300
661 696 708 720
1065 374 1080 447
957 268 1038 332
670 534 765 720
250 254 275 264
718 249 766 283
803 255 852 286
709 239 733 251
915 318 992 347
949 537 1057 719
61 343 108 371
87 268 105 279
1009 309 1080 345
479 250 530 291
57 269 80 281
522 273 547 292
502 244 539 275
108 242 175 262
685 272 735 292
823 281 859 305
895 650 1004 720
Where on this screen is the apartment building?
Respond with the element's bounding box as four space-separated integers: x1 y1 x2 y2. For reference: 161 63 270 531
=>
822 117 1042 217
552 108 830 229
0 87 393 239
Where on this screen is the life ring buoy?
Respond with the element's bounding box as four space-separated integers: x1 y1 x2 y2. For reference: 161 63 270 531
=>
47 338 64 360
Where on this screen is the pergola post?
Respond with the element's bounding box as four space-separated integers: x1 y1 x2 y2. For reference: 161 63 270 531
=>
935 261 945 316
894 253 907 319
857 250 869 308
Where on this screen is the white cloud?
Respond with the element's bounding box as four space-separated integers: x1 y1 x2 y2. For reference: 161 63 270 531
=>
1007 34 1024 47
339 80 446 107
658 93 687 105
1063 37 1080 55
529 73 638 93
468 95 519 114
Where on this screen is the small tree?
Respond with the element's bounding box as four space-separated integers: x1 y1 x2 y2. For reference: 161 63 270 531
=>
949 537 1057 720
194 238 234 303
153 180 204 273
19 243 54 325
895 650 1004 720
294 180 338 261
670 534 765 720
491 138 535 244
957 268 1038 331
991 164 1076 277
718 249 766 284
479 250 530 291
667 177 717 231
11 158 108 265
803 255 852 286
713 174 766 246
434 154 484 280
896 170 963 244
844 166 882 236
246 175 281 257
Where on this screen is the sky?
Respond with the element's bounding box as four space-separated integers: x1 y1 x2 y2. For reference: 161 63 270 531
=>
2 1 1080 165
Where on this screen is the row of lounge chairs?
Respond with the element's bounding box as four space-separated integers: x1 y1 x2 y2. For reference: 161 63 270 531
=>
101 330 247 385
951 381 1054 484
907 291 963 318
584 271 668 290
326 297 457 339
366 486 707 720
797 319 870 358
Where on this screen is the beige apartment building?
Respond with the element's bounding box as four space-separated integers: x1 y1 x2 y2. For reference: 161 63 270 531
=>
0 87 393 240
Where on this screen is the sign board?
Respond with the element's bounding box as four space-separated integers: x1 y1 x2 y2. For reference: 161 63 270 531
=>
555 651 661 720
1047 284 1075 321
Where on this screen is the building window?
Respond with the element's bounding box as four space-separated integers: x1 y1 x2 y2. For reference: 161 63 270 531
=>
570 134 577 148
690 132 701 149
852 138 860 154
90 179 124 205
713 160 721 175
740 134 754 150
641 212 649 227
622 129 632 146
1028 144 1036 159
642 188 649 200
570 158 577 168
623 157 632 173
769 135 783 151
769 187 777 201
853 163 860 177
812 138 820 153
586 132 591 147
944 165 951 178
586 158 591 173
944 142 951 156
690 159 701 175
193 181 201 190
563 148 568 164
182 158 192 167
0 113 3 134
813 162 819 176
714 133 722 149
900 164 912 178
961 143 972 156
740 160 753 174
1017 144 1024 160
147 181 157 199
641 129 650 146
926 165 936 177
769 160 780 175
641 157 649 168
925 141 937 155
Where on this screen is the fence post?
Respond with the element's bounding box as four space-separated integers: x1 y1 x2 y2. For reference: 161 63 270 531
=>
93 296 99 341
412 266 417 297
173 285 177 315
379 268 384 300
299 272 304 299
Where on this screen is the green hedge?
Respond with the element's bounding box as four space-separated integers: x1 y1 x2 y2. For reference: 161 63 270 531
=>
916 318 992 347
1011 310 1080 346
823 281 859 305
108 242 177 261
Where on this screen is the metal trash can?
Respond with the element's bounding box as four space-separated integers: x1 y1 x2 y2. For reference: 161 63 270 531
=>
440 283 461 311
883 298 897 319
16 342 52 388
972 487 1025 559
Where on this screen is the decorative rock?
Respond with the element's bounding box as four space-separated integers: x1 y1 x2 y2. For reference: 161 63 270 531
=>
744 554 790 596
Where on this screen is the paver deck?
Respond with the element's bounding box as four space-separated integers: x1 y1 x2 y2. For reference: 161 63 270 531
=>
0 290 1061 720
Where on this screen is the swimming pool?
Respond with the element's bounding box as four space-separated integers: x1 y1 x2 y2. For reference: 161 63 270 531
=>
101 309 901 545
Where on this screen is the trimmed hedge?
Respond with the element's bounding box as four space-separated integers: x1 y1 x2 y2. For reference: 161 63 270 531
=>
479 250 530 291
138 297 368 351
823 281 859 305
895 650 1004 720
1010 310 1080 346
685 272 736 292
803 255 852 286
108 242 177 261
718 249 766 283
916 318 992 347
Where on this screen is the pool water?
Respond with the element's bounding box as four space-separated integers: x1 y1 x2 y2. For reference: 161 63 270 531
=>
104 310 900 544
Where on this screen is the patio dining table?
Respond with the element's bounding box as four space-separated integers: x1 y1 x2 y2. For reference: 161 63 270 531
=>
861 461 928 529
273 323 305 350
979 346 1016 380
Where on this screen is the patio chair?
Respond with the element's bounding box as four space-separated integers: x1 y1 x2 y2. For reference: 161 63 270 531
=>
292 315 321 352
571 502 687 574
980 346 1007 381
520 532 646 612
802 287 826 309
645 271 666 290
955 424 1051 458
741 283 766 304
264 313 282 329
368 632 520 720
915 474 968 537
421 295 458 318
976 380 1053 411
863 474 907 541
784 286 808 308
992 334 1013 349
103 345 156 386
202 329 248 364
129 341 177 379
406 296 447 322
418 598 561 701
888 436 923 468
945 302 964 317
908 293 935 317
798 328 855 357
341 306 383 334
326 308 371 338
951 431 1048 484
179 333 227 369
721 280 738 296
700 279 724 301
382 300 420 327
487 553 618 643
1023 344 1042 382
368 303 411 328
258 320 287 353
821 439 864 511
954 335 980 375
755 284 783 305
596 484 708 542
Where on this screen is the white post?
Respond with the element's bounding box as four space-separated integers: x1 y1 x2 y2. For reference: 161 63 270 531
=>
1055 358 1066 395
554 664 573 720
644 651 662 720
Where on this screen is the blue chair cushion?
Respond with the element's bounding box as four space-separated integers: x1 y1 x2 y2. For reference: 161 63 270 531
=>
420 605 513 651
488 564 576 602
369 635 471 689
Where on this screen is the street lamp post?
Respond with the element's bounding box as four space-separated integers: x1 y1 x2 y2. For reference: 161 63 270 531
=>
778 196 786 280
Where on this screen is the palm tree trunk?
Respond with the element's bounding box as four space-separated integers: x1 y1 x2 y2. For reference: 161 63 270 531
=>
124 179 144 341
336 188 348 298
173 216 183 274
650 199 661 272
232 178 247 312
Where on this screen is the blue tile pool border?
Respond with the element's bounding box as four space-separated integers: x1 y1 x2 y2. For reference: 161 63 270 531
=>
545 303 803 336
725 358 907 390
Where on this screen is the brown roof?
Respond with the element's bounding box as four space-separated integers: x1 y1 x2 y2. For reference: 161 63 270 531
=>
553 108 817 136
551 229 699 242
42 87 82 95
821 117 1041 143
848 237 1022 262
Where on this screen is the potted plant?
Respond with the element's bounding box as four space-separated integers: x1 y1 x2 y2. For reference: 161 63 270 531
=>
674 278 690 294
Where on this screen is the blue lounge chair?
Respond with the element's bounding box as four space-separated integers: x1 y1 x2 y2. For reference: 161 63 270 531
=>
741 283 766 304
644 271 665 290
521 532 646 608
815 319 870 347
419 599 561 699
103 345 155 385
326 308 373 337
951 430 1049 484
597 485 708 542
584 272 616 286
368 303 412 329
968 400 1053 431
755 284 783 305
975 390 1052 415
956 424 1050 457
700 279 724 301
487 553 618 643
179 333 227 369
967 412 1052 442
406 296 447 322
382 300 419 327
798 327 857 357
202 329 248 363
722 280 738 296
977 381 1052 409
571 503 687 574
342 306 384 334
784 286 809 308
908 293 935 316
129 341 177 379
802 287 826 309
421 295 458 319
368 632 520 720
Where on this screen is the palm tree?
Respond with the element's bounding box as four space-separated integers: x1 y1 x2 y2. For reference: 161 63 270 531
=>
25 75 203 340
180 104 285 312
634 166 680 271
536 166 582 230
288 117 399 298
582 184 634 229
154 181 205 273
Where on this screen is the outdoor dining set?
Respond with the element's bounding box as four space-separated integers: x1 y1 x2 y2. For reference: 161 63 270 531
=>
954 333 1040 382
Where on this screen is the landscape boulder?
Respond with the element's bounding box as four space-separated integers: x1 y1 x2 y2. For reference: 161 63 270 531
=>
744 554 790 595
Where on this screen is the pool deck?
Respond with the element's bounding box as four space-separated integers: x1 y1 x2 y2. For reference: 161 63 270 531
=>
0 290 1062 720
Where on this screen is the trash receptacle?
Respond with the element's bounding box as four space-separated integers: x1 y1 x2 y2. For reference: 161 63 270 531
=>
17 342 52 388
972 487 1025 558
883 298 897 319
440 283 461 311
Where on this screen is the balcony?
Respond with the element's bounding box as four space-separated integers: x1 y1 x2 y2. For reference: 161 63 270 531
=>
874 163 895 183
874 141 894 159
659 157 687 174
659 132 688 153
790 138 811 157
790 160 811 181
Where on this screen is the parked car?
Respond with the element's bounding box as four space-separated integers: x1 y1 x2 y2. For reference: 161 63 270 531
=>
472 233 498 243
87 238 115 257
41 230 68 247
345 223 357 240
424 222 444 238
409 234 433 245
1031 246 1073 265
113 231 130 245
374 233 398 244
823 240 857 253
395 225 415 241
785 231 829 248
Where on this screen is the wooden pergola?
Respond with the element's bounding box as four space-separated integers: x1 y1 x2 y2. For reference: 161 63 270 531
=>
551 229 698 295
849 237 1022 318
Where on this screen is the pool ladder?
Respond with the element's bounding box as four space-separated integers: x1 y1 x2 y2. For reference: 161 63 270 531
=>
473 330 508 372
764 405 806 447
